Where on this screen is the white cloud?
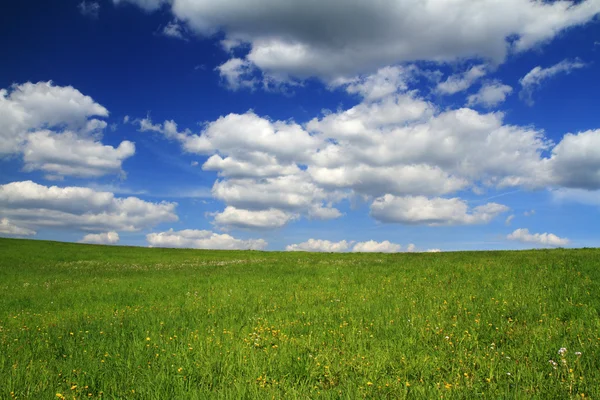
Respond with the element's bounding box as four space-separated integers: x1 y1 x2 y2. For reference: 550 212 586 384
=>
79 231 119 245
549 129 600 189
370 195 509 225
286 239 350 252
216 58 257 90
505 214 515 226
507 228 569 247
551 188 600 206
426 249 442 253
306 97 553 192
436 65 487 95
212 206 296 229
0 81 134 178
138 114 341 228
22 131 135 178
523 209 535 217
332 66 416 101
147 228 267 250
0 181 177 233
307 205 343 220
162 20 187 40
135 66 600 230
406 243 416 252
467 82 513 108
0 218 36 237
118 0 600 82
78 1 100 18
352 240 401 253
519 59 587 105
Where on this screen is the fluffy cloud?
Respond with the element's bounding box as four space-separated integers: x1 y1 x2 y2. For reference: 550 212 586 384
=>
436 65 487 95
162 20 187 40
0 81 134 178
139 115 342 228
212 206 296 229
0 181 177 232
332 66 416 101
0 218 36 237
285 239 420 253
467 82 513 108
286 239 350 253
370 195 509 225
519 59 587 105
216 58 257 90
307 102 553 192
551 188 600 206
507 228 569 247
22 131 135 178
117 0 600 81
549 130 600 189
137 66 600 230
79 231 119 245
351 240 401 253
147 228 267 250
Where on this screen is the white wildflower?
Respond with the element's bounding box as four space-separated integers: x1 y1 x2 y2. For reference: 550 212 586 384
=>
558 347 567 356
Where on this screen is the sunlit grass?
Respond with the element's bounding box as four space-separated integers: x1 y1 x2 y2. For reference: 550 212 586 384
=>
1 238 599 398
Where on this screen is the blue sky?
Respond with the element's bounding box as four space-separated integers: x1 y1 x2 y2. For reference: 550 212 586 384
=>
1 0 600 252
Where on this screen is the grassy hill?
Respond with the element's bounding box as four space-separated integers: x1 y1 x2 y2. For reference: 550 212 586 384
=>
1 238 599 398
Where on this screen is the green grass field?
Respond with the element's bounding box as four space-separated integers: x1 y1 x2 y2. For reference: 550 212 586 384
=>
1 238 599 399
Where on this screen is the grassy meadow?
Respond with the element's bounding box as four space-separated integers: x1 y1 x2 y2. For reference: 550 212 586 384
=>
1 238 599 399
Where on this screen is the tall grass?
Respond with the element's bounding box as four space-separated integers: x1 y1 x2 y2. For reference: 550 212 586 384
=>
1 238 599 398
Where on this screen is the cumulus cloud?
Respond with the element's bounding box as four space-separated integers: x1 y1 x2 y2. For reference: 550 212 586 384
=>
0 181 177 233
551 188 600 206
212 206 296 229
285 239 431 253
436 65 487 95
507 228 569 247
370 195 509 225
147 228 267 250
138 114 342 228
286 239 350 252
332 65 417 101
79 231 119 245
0 218 36 237
519 59 587 105
136 64 600 229
22 131 135 178
115 0 600 82
0 81 134 179
549 129 600 189
78 1 100 18
467 82 513 108
306 97 553 192
162 20 187 40
426 249 442 253
216 58 257 90
351 240 401 253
